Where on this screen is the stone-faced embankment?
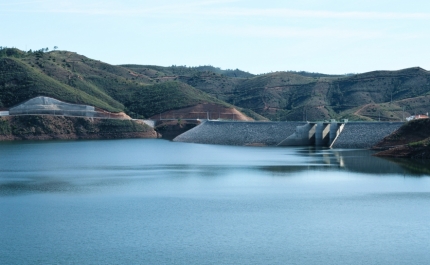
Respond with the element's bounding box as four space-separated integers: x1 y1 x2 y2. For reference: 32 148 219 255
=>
173 121 305 146
331 122 404 149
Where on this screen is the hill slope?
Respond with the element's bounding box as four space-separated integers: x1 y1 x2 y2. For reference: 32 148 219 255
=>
1 48 254 119
122 63 430 121
2 47 430 122
373 119 430 159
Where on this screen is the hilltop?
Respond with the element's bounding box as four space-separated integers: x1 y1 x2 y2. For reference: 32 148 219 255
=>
1 47 430 122
0 47 258 121
121 63 430 121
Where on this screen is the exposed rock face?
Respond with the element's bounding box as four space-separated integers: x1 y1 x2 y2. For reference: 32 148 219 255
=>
372 119 430 159
149 103 256 121
0 115 158 141
173 121 305 146
154 120 200 140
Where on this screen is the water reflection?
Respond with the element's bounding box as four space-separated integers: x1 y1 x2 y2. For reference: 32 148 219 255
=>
283 148 429 176
383 158 430 175
0 140 429 196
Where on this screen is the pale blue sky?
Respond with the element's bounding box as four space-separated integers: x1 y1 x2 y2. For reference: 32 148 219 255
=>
2 0 430 74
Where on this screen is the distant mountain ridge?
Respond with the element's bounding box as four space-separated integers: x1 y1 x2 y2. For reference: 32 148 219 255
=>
1 47 429 121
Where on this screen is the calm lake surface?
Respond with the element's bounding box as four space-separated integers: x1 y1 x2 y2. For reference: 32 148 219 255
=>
1 139 430 265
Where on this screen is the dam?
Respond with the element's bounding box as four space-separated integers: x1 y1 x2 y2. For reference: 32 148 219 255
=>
173 120 404 148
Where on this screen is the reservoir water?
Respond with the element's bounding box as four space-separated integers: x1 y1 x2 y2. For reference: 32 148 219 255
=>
1 139 430 264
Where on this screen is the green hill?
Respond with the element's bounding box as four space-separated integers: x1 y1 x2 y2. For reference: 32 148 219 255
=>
2 47 430 122
1 48 250 119
122 64 430 121
121 81 232 118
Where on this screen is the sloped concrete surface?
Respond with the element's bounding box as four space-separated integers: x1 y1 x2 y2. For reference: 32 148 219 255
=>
173 121 306 146
331 122 404 149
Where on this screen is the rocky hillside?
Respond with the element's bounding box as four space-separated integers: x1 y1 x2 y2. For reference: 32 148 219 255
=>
0 115 158 140
372 119 430 159
125 63 430 121
0 48 259 121
2 47 430 122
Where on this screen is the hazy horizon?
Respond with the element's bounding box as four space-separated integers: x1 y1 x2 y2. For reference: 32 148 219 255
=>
2 0 430 75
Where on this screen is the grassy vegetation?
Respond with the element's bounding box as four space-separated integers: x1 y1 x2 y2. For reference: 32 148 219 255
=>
123 81 231 118
0 57 123 112
2 47 430 122
409 138 430 147
122 64 254 78
0 118 11 135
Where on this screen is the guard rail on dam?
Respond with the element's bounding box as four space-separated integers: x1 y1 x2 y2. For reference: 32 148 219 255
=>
173 120 404 148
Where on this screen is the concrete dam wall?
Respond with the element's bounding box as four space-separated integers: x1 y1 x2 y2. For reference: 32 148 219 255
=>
174 120 404 148
331 122 403 149
173 121 306 146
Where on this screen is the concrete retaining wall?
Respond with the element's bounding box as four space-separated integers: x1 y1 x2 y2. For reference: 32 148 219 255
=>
315 123 330 146
173 121 306 146
141 120 156 128
278 123 316 146
331 122 404 149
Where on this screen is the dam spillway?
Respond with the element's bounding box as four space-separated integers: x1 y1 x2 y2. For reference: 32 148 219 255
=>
173 120 404 149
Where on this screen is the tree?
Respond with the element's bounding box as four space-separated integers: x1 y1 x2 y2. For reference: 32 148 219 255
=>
54 46 58 50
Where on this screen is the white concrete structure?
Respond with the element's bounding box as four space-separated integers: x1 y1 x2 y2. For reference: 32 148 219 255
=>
9 96 96 117
0 111 9 116
406 115 429 121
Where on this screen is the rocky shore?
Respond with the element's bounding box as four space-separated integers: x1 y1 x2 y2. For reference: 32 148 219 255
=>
0 115 158 141
372 119 430 159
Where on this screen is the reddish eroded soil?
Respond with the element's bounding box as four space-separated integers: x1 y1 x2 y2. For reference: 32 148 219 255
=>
149 103 253 121
94 108 132 119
